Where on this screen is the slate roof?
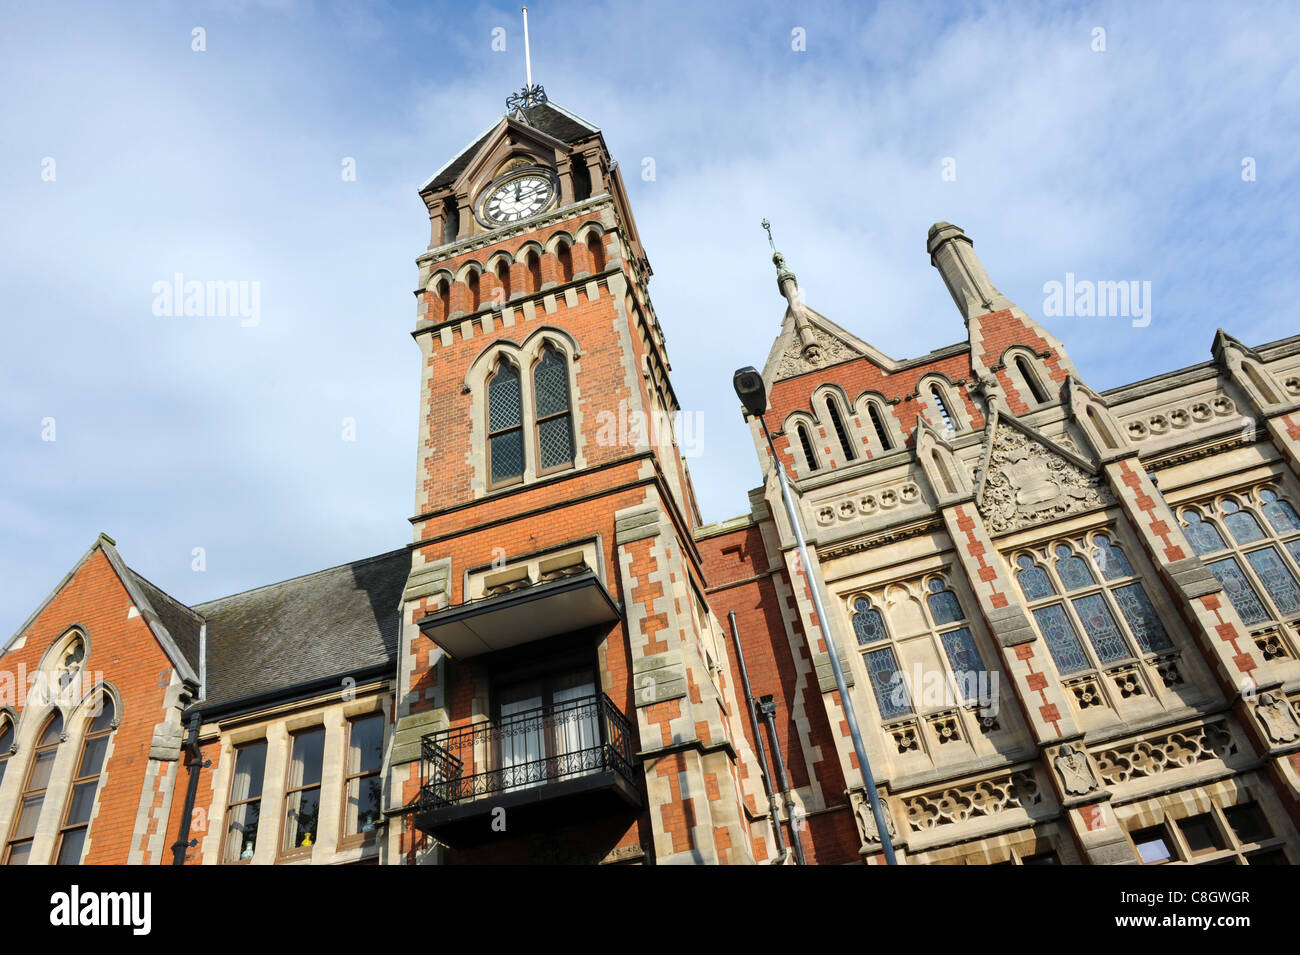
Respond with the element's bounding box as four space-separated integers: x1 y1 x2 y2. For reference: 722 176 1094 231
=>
422 100 599 193
126 569 204 679
191 548 409 709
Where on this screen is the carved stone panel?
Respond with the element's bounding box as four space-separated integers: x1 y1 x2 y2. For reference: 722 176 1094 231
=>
976 424 1112 533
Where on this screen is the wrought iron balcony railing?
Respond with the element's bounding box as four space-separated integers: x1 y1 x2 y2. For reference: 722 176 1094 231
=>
419 693 637 809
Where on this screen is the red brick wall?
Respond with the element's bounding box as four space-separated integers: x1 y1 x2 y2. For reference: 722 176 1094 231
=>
0 548 179 864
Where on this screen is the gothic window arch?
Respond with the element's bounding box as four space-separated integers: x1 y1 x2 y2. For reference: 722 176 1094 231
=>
525 249 542 294
494 259 512 302
54 693 117 864
532 344 575 473
487 357 525 487
823 393 857 463
466 269 481 312
586 231 606 272
796 423 820 473
1011 352 1050 406
866 400 894 452
556 241 574 283
4 710 64 865
1013 531 1175 683
1177 484 1300 638
432 275 452 322
920 378 963 435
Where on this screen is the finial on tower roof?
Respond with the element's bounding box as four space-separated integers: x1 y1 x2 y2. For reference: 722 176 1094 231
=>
506 7 547 112
761 218 797 292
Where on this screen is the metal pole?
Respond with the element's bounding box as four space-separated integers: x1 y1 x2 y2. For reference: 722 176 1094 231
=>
521 7 533 90
728 611 790 862
758 414 898 865
758 695 807 865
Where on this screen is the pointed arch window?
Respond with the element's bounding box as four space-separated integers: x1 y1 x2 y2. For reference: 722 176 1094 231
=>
796 424 819 472
526 250 542 294
533 346 575 472
929 384 957 433
825 396 856 462
868 402 893 451
55 695 115 865
586 233 606 272
0 717 13 792
557 242 574 283
1015 355 1050 405
4 711 63 865
488 359 525 486
851 597 909 720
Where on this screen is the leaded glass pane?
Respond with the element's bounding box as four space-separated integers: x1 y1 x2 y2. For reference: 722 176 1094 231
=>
1225 510 1266 545
1092 537 1134 580
533 350 570 418
1286 538 1300 569
1205 557 1270 625
1112 583 1174 653
1071 593 1130 663
1183 513 1226 555
940 627 988 702
1032 605 1090 675
1244 546 1300 616
487 364 522 432
852 602 887 645
864 647 910 719
490 430 524 483
927 589 964 626
537 415 574 469
1056 554 1096 591
1260 491 1300 534
1017 564 1054 601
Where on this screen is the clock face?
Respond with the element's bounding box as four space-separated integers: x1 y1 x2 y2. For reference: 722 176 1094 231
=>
479 172 556 225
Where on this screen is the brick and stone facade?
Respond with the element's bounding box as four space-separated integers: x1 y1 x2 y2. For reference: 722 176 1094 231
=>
1 92 1297 866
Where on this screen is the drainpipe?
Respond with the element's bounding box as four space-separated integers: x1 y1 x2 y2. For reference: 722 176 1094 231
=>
758 694 807 865
727 611 789 862
170 712 209 865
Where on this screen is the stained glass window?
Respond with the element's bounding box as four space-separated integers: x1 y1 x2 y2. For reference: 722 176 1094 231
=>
926 579 965 626
1221 499 1266 545
1032 605 1090 675
865 646 910 719
940 627 988 702
1016 555 1055 601
852 598 888 645
1243 547 1300 616
1071 593 1131 664
1112 583 1174 653
1182 510 1226 556
1205 557 1270 626
1055 545 1096 591
1260 489 1300 534
1091 534 1134 580
488 361 524 484
533 348 574 471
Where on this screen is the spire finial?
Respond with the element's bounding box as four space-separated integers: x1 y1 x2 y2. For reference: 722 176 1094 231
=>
506 7 547 112
761 218 776 254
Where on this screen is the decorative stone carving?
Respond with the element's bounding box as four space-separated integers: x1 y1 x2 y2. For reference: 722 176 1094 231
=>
976 424 1112 533
1053 743 1099 796
901 769 1041 832
1123 392 1236 442
1254 692 1300 744
850 790 898 848
1093 722 1237 786
774 322 857 379
812 481 924 527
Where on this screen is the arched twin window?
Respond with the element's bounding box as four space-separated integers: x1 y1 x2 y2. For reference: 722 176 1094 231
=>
2 693 117 866
486 344 575 486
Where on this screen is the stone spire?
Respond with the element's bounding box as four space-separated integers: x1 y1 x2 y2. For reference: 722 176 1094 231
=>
927 222 1017 324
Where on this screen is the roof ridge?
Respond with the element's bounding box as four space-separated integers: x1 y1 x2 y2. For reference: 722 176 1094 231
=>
126 567 206 621
192 546 409 610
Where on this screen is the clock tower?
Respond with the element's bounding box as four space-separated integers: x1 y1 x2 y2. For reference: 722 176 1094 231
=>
385 85 765 864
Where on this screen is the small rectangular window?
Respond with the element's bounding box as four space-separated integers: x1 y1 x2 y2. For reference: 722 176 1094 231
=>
1177 813 1226 855
1132 824 1174 864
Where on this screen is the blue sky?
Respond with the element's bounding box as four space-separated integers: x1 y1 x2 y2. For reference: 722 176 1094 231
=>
2 0 1297 633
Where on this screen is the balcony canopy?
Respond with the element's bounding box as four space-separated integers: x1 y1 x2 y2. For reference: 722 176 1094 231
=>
416 566 620 659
